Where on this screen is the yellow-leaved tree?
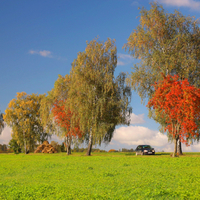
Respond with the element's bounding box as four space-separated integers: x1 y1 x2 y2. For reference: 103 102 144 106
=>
3 92 48 153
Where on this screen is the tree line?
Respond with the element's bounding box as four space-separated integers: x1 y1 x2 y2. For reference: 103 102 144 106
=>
1 3 200 156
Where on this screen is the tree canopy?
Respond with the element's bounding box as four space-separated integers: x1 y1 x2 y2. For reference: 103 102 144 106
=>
3 92 46 153
52 99 82 154
124 2 200 102
66 38 132 155
147 74 200 155
124 2 200 151
40 74 80 155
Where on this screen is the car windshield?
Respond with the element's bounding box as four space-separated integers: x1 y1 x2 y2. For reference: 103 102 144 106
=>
143 145 151 149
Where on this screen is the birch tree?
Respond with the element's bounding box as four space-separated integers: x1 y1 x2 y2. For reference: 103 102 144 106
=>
67 38 132 156
40 74 82 155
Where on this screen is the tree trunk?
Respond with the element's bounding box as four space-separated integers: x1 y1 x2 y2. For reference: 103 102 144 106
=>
66 145 71 155
172 137 178 157
66 136 72 155
172 123 180 157
177 138 183 155
23 131 27 154
86 132 93 156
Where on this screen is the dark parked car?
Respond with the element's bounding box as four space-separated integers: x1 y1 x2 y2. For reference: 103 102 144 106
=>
135 145 155 155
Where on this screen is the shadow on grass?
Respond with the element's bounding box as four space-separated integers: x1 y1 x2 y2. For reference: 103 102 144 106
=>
156 152 171 156
125 153 135 156
124 152 172 156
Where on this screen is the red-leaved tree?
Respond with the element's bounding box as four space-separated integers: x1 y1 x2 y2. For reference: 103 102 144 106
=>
52 100 82 155
147 73 200 155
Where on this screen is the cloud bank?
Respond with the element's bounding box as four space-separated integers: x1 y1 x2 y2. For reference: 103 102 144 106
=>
130 113 145 124
159 0 200 10
113 126 168 147
112 124 200 152
0 126 12 144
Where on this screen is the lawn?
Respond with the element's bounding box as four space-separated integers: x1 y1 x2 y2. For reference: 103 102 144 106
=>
0 152 200 199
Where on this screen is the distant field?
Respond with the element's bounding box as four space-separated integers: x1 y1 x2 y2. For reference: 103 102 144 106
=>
0 152 200 199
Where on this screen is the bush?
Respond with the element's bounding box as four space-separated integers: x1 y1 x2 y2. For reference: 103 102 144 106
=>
50 141 61 153
121 148 134 152
8 139 21 154
108 149 118 152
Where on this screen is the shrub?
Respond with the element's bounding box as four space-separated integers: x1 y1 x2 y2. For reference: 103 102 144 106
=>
108 149 118 152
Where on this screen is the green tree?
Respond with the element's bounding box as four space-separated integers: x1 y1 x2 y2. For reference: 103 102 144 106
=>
9 138 21 154
50 141 61 153
4 92 46 153
60 142 66 152
0 144 7 152
67 38 132 156
124 2 200 154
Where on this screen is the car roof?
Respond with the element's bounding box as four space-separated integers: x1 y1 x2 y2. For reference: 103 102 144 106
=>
137 145 151 147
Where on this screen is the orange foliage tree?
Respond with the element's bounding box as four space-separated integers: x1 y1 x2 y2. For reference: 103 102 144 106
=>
52 100 82 155
147 74 200 155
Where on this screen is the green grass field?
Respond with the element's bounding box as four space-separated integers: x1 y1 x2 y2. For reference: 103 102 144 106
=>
0 152 200 200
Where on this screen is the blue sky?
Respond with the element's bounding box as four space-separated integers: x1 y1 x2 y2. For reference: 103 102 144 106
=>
1 0 200 152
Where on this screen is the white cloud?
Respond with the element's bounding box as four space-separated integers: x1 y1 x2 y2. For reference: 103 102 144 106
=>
130 113 145 124
29 50 52 58
159 0 200 10
0 126 12 144
113 125 168 147
117 61 125 66
29 50 67 61
112 125 200 152
117 53 133 66
131 1 140 6
49 134 64 144
118 54 133 60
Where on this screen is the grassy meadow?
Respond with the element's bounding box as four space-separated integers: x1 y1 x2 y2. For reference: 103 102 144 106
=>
0 152 200 199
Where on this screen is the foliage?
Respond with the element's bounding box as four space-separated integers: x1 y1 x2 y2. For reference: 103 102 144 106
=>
40 75 83 155
121 148 134 152
60 142 66 152
40 74 71 135
0 144 8 152
8 138 21 154
52 99 82 155
1 153 200 199
108 149 118 152
52 100 82 138
67 37 132 155
147 74 200 146
124 2 200 148
50 141 61 153
3 92 46 153
124 2 200 99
